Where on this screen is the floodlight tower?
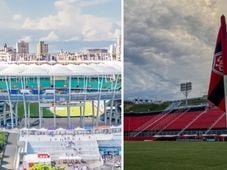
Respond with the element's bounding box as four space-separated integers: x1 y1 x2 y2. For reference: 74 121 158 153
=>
180 82 192 106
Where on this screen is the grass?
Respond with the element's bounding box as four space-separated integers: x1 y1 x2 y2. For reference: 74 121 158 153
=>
18 102 53 118
48 102 97 117
18 102 101 118
124 102 170 112
179 97 207 107
29 164 64 170
0 132 7 157
124 97 208 113
124 141 227 170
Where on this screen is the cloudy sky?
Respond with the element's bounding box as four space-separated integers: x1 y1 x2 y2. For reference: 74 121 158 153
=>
124 0 227 101
0 0 121 52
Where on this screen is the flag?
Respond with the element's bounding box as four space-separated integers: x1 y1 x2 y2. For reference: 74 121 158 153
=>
208 15 227 112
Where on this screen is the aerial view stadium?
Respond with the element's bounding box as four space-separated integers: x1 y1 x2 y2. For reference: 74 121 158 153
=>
0 54 122 170
124 0 227 170
0 60 122 169
0 0 122 170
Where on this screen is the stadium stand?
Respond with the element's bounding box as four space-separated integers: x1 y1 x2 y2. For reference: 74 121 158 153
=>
124 103 227 141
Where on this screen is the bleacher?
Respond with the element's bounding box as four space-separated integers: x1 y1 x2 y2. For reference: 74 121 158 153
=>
28 140 101 161
0 77 119 94
124 106 226 139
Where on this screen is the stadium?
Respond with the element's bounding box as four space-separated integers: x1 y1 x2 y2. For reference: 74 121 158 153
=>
124 100 227 141
124 14 227 170
124 99 227 170
0 61 122 169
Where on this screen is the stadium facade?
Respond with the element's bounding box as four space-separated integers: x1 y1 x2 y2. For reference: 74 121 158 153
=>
124 102 227 141
0 62 121 129
0 60 122 169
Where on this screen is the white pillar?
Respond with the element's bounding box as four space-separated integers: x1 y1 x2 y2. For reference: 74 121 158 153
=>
5 76 14 128
23 101 27 128
92 100 95 127
41 107 43 128
69 76 71 100
39 103 42 128
54 104 56 128
37 77 41 128
115 102 118 124
109 74 119 126
3 102 6 126
9 101 13 129
53 76 56 128
104 100 107 125
82 101 85 128
15 102 18 126
96 99 100 127
67 103 70 128
109 98 114 126
28 103 30 128
80 104 82 127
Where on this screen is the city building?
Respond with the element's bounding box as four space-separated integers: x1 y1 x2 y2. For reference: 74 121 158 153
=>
16 40 29 60
36 41 48 57
0 43 16 61
116 34 121 61
81 48 110 60
56 48 111 61
16 41 29 55
109 33 121 61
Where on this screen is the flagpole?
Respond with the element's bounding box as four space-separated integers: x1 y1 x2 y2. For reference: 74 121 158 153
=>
221 15 227 128
224 76 227 128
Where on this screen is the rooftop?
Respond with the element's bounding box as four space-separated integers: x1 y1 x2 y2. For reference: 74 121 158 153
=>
0 61 121 76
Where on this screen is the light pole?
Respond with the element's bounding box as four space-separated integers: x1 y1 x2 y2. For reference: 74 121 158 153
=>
180 82 192 106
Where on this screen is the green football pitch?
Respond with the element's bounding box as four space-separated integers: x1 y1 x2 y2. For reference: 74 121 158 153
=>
17 102 101 118
124 141 227 170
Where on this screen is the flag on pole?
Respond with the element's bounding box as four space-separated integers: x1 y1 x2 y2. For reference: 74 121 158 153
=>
208 15 227 112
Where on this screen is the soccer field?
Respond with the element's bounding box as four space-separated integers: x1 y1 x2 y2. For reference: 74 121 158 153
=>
124 141 227 170
18 102 102 118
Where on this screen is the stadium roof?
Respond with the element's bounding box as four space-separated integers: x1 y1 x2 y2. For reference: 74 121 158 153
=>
0 62 121 76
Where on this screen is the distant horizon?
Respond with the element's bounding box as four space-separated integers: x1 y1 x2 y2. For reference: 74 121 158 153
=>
1 40 115 53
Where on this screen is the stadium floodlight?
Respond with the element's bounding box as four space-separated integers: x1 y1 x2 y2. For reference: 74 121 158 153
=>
180 82 192 106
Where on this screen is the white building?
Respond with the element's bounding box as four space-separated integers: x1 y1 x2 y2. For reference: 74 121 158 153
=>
16 41 29 60
116 34 121 61
109 44 115 60
56 48 111 61
16 41 29 55
81 48 110 60
0 43 16 61
109 34 121 61
37 41 48 57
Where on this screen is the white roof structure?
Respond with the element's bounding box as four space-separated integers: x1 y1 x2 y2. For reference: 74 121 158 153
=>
92 64 121 75
67 64 99 76
1 64 26 76
22 64 49 76
0 62 121 76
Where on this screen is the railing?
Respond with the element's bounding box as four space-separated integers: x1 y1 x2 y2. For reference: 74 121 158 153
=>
205 112 226 135
155 107 190 136
177 108 208 136
0 91 121 101
133 101 182 137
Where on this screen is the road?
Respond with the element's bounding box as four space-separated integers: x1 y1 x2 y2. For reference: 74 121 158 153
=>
1 133 17 170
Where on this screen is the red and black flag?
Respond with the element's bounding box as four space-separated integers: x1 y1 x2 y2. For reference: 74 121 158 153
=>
208 15 227 112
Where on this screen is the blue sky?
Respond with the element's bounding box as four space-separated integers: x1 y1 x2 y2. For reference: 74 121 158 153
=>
0 0 121 52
